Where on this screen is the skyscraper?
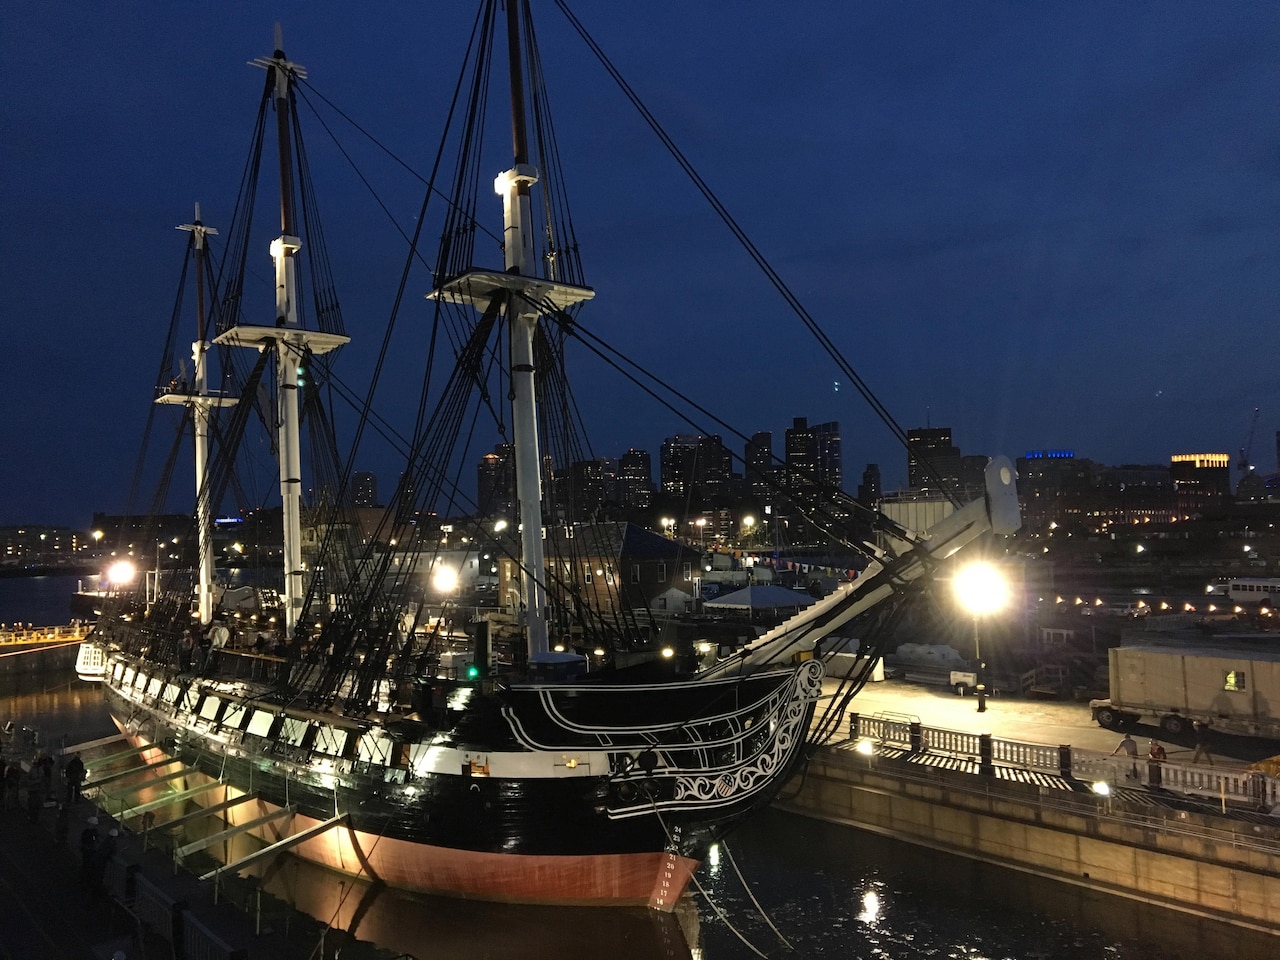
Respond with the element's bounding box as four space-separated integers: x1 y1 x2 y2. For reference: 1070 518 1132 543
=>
857 463 881 506
745 431 774 498
476 443 516 518
660 435 731 502
785 418 842 493
619 448 654 509
353 471 379 508
907 427 961 495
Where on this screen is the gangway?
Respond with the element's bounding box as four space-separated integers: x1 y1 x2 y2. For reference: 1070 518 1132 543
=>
175 805 298 862
121 781 223 818
199 813 348 881
59 732 126 755
149 793 258 839
84 756 182 790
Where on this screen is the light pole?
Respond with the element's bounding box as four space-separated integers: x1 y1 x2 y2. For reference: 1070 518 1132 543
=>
695 517 706 551
954 562 1009 714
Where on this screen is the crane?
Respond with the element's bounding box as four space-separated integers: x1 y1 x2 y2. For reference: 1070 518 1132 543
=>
1238 406 1260 474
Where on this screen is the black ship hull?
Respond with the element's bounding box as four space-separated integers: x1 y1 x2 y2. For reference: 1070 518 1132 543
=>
97 648 821 909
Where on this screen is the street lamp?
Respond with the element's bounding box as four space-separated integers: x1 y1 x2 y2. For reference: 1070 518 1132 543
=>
695 517 706 551
954 562 1009 713
741 515 755 546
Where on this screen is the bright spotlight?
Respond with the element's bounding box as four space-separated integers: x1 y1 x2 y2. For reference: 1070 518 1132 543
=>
106 560 137 585
431 566 459 593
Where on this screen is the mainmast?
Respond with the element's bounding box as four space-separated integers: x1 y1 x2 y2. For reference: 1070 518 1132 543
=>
430 1 594 661
501 0 551 656
215 27 348 638
160 203 235 625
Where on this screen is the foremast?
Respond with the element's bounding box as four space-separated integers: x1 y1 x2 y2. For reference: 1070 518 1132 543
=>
158 203 235 625
214 29 349 638
429 1 594 659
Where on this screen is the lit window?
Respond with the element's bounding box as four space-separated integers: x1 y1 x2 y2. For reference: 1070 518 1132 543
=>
1224 670 1247 692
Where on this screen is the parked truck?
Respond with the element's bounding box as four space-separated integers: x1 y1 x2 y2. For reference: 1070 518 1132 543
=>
1090 642 1280 740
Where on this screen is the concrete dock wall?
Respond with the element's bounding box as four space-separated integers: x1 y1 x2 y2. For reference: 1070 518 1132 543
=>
0 638 80 677
778 744 1280 936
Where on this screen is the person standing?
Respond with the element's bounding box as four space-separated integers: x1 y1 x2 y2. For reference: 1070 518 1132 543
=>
64 752 86 804
1147 739 1167 788
1192 720 1214 765
1110 732 1139 780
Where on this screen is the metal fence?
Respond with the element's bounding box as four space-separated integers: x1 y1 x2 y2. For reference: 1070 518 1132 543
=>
184 910 250 960
0 623 90 645
848 710 1280 811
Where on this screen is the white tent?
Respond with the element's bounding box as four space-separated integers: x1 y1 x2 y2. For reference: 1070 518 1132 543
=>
705 584 816 612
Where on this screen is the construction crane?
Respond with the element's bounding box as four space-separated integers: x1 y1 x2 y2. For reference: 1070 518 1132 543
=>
1238 406 1260 474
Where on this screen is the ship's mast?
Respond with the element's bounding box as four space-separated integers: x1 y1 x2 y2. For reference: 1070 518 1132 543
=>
216 28 348 638
427 1 594 663
177 204 226 624
500 0 551 656
162 205 236 624
265 26 307 637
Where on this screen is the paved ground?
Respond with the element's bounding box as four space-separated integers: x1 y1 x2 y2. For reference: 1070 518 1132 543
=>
824 676 1280 767
0 794 166 960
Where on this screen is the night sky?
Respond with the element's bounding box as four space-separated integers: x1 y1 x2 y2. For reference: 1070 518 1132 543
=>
3 1 1279 528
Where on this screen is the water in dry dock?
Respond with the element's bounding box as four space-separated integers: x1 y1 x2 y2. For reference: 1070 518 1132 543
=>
3 678 1275 959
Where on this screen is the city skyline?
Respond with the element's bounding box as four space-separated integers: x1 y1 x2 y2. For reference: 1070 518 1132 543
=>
4 2 1280 527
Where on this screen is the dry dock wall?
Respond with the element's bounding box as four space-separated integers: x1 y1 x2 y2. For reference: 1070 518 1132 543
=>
777 745 1280 936
0 640 79 678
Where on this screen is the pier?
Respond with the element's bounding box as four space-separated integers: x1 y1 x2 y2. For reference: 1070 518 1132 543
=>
0 622 90 678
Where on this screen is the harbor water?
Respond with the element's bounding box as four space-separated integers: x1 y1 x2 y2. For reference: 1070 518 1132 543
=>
1 577 1275 958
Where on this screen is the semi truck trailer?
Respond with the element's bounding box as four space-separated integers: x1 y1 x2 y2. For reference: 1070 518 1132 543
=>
1090 642 1280 740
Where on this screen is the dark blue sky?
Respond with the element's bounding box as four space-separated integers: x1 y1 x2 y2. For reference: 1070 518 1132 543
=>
3 1 1279 527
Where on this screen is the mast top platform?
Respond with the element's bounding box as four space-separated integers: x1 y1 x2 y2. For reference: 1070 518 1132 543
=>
213 326 349 355
429 269 594 313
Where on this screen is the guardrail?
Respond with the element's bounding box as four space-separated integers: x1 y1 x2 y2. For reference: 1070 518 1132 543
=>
819 735 1280 859
0 622 91 646
848 710 1280 812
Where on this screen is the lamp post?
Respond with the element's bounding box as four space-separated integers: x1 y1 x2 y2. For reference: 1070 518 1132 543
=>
954 562 1009 714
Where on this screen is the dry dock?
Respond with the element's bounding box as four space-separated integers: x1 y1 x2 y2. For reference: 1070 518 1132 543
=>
781 696 1280 939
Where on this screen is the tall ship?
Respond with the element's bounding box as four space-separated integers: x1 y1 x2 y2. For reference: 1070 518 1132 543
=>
83 1 1020 909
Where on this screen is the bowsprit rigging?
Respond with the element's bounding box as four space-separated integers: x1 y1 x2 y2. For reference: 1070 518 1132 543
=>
81 0 1020 911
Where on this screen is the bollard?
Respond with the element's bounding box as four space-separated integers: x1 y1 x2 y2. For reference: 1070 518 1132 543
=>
978 733 994 776
909 721 923 755
849 712 861 740
1058 745 1072 779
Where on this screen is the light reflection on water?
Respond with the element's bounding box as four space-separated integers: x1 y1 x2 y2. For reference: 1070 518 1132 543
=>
6 682 1277 959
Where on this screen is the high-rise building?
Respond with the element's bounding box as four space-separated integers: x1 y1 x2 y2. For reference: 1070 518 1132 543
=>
785 418 842 493
660 435 731 502
814 421 842 492
907 427 961 495
660 435 700 498
476 443 516 518
1170 453 1231 514
745 431 774 497
857 463 881 506
353 471 379 508
568 459 605 521
619 448 653 509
